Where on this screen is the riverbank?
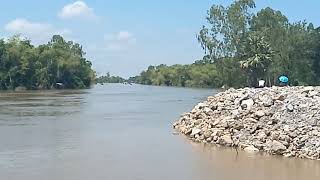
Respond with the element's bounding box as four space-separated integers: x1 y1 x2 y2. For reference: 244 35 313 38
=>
173 86 320 160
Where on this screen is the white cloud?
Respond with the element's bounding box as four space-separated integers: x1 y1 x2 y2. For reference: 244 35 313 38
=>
58 1 99 21
104 31 137 51
117 31 133 41
4 18 71 44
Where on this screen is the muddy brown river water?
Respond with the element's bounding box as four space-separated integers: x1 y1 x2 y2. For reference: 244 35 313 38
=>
0 84 319 180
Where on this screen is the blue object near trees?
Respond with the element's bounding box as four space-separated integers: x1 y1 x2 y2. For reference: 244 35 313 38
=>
279 76 289 83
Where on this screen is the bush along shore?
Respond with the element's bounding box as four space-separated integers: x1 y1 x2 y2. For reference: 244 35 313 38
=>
173 86 320 160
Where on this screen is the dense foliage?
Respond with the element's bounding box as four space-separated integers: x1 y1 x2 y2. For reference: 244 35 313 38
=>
130 63 223 88
0 35 95 90
96 73 126 84
134 0 320 88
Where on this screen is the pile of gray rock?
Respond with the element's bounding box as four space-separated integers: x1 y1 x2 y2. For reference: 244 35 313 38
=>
173 86 320 160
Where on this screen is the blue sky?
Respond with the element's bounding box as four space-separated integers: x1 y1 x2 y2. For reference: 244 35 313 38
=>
1 0 320 77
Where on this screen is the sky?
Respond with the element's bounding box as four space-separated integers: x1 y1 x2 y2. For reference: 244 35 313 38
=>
1 0 320 78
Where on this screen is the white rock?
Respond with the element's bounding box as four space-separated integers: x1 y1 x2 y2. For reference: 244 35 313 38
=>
303 86 314 93
244 145 259 153
270 140 287 153
283 125 290 132
284 153 294 158
195 103 206 109
255 110 265 118
203 107 213 114
220 135 233 145
257 131 267 140
260 95 273 107
286 104 294 112
211 129 223 137
245 117 258 123
241 99 254 110
308 91 318 97
191 128 201 136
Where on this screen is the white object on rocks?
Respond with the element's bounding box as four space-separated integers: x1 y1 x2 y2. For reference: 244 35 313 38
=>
258 80 265 87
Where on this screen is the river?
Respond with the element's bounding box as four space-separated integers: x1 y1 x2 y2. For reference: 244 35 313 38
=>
0 84 319 180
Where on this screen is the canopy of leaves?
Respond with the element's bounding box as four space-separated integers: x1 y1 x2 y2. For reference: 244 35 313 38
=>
135 0 320 88
0 35 95 90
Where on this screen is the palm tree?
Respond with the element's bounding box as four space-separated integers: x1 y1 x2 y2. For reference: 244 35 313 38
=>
240 32 274 86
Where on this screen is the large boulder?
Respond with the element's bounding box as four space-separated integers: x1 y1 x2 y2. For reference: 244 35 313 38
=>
269 140 287 154
220 135 233 146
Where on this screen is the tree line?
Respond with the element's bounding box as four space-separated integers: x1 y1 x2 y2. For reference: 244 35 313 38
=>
129 63 221 88
132 0 320 88
96 72 126 84
0 35 95 90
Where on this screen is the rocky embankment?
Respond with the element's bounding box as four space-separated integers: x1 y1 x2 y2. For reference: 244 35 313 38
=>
173 86 320 160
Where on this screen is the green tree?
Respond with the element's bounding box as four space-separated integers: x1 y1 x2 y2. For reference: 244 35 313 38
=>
198 0 255 59
240 32 274 86
134 0 320 88
0 34 95 90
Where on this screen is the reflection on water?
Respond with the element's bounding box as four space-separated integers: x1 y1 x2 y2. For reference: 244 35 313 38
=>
0 84 319 180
